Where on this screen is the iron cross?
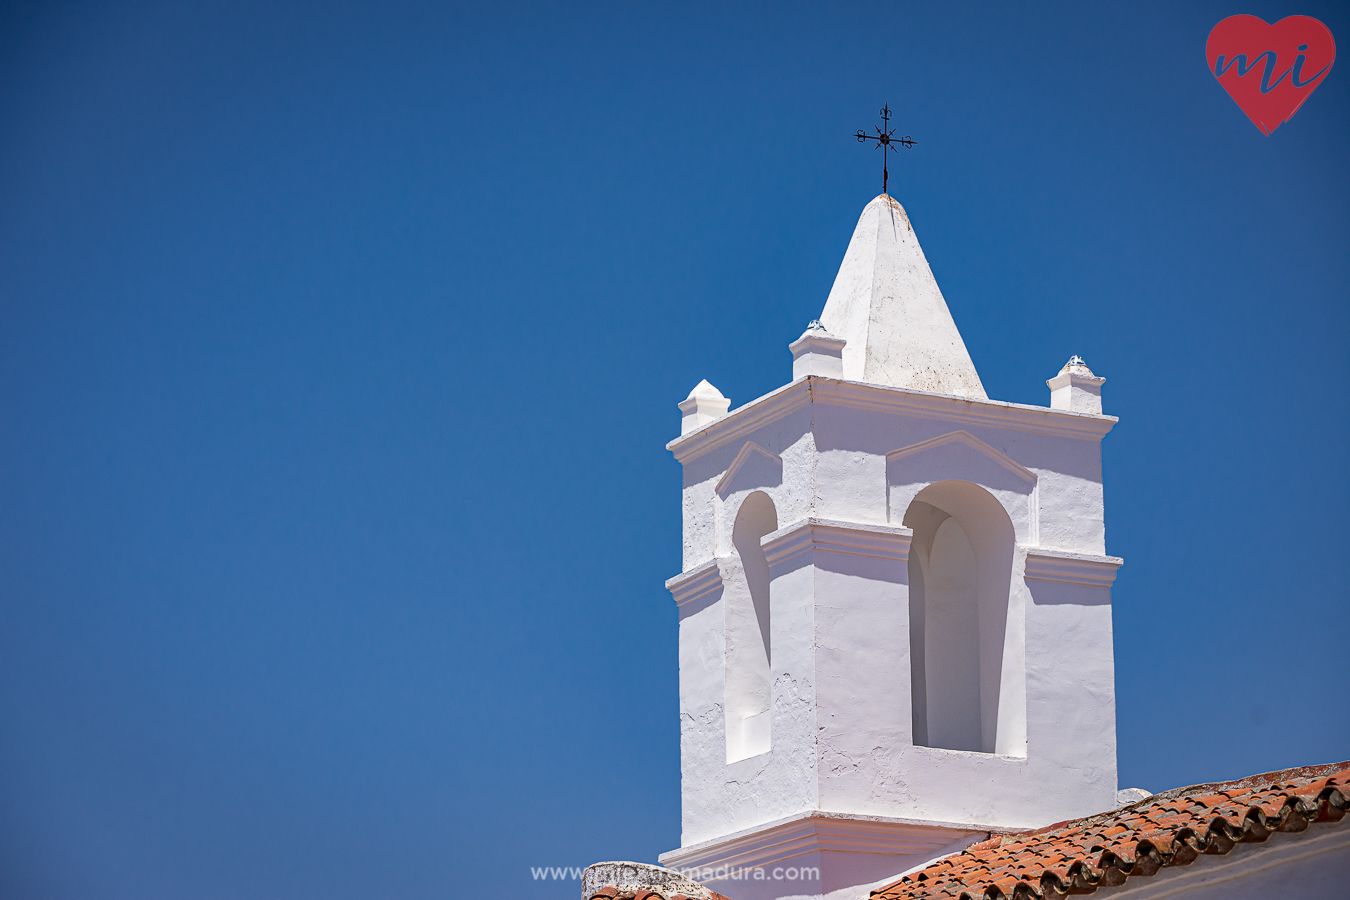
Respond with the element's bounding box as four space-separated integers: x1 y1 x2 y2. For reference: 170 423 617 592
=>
855 104 916 195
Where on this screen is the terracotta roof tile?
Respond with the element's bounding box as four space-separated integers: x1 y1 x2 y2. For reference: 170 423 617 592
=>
870 760 1349 900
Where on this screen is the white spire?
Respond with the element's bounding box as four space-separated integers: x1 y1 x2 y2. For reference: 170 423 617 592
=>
817 194 986 399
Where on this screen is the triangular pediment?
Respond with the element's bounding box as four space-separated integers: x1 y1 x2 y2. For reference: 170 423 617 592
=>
886 430 1036 486
715 441 783 498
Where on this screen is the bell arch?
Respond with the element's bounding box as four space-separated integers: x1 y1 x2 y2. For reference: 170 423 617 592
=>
904 480 1024 756
724 490 777 763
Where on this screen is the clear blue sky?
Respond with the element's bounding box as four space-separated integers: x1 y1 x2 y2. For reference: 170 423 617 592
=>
0 2 1346 898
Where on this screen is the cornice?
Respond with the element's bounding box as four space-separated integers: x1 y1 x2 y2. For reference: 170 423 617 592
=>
667 377 1118 465
665 558 724 608
762 518 913 569
670 521 913 592
1023 548 1124 586
659 810 987 871
667 379 812 463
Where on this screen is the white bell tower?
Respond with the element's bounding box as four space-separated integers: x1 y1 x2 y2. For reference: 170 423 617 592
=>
658 194 1123 900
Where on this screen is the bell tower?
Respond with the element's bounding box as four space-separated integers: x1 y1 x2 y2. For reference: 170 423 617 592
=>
658 194 1123 900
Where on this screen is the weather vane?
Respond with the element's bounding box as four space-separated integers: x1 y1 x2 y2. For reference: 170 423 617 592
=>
854 104 916 195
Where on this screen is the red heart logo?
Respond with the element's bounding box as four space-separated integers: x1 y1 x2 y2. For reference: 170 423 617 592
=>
1206 15 1335 135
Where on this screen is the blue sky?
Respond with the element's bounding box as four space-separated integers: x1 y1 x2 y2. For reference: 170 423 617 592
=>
0 2 1346 898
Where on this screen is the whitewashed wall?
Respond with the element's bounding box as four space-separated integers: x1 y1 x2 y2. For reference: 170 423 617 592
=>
667 376 1122 850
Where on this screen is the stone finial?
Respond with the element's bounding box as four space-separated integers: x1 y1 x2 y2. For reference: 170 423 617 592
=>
1061 355 1094 377
1116 787 1153 806
789 323 847 380
1047 356 1106 414
582 861 723 900
678 380 731 436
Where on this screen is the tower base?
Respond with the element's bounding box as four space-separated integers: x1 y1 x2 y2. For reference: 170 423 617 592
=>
659 812 988 900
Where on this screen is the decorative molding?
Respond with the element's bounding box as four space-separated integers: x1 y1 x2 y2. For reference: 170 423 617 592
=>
667 378 1117 464
886 430 1037 484
714 441 783 498
659 810 987 872
666 558 724 608
812 380 1117 441
1023 548 1123 586
761 518 913 570
668 380 813 463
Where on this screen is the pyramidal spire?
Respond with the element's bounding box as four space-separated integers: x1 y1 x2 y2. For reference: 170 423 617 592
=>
817 194 986 399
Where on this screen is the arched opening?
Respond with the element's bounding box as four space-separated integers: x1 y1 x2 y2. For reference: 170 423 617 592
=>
904 481 1020 755
725 490 777 763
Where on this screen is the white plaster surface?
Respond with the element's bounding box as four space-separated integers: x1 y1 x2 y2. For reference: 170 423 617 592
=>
818 194 986 399
664 375 1122 899
668 378 1121 824
662 195 1125 900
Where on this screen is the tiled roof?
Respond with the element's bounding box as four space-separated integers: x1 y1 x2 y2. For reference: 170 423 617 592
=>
872 760 1349 900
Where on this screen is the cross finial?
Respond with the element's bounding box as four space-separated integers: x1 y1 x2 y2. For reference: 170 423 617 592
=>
854 104 916 195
